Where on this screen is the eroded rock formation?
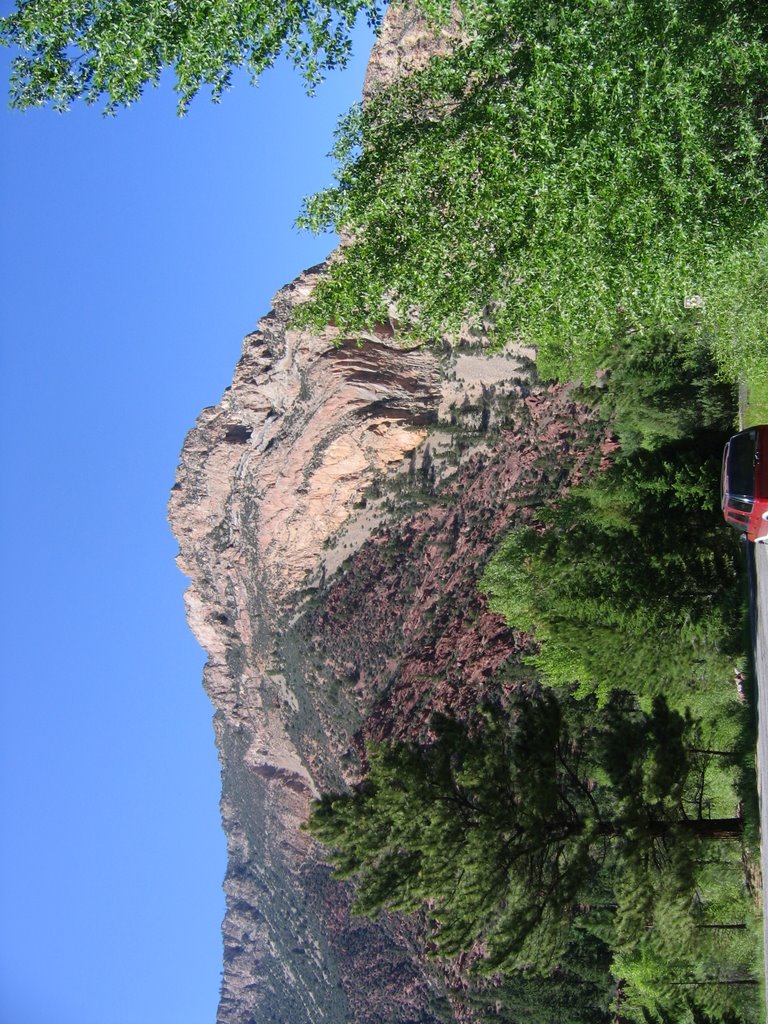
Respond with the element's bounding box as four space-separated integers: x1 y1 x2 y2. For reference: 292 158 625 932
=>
168 6 606 1022
170 263 450 1023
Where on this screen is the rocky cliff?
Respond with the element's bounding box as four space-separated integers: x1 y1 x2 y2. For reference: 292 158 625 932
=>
168 8 606 1023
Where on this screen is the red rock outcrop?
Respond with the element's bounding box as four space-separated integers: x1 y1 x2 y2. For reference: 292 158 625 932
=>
168 6 605 1023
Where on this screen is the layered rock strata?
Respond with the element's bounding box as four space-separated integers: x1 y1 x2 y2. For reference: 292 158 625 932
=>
168 7 606 1023
169 260 601 1021
170 265 449 1023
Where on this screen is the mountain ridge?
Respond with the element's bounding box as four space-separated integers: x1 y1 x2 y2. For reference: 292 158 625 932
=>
168 8 609 1021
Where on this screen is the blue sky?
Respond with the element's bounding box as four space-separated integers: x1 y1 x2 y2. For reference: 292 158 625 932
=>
0 20 375 1024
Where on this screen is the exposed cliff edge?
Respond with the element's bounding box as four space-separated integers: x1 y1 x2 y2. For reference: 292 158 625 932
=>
168 8 605 1023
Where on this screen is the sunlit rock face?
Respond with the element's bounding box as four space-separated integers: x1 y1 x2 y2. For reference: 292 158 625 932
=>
169 263 450 1024
168 6 606 1024
361 1 464 102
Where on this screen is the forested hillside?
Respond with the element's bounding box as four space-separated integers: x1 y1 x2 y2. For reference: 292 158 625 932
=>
300 5 766 1020
309 330 763 1023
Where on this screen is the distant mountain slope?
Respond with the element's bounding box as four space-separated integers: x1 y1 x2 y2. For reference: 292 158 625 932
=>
168 8 608 1022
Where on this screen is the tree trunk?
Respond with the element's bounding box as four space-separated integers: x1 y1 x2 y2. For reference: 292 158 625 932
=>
675 818 743 839
672 978 758 987
595 817 743 840
697 923 746 930
687 748 734 757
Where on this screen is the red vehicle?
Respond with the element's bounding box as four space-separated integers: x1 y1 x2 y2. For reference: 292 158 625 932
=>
722 425 768 543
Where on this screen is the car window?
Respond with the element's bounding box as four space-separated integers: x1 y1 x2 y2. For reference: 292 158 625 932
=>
727 430 757 498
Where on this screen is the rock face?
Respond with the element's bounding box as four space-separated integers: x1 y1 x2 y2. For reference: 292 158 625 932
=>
169 265 451 1024
168 7 606 1023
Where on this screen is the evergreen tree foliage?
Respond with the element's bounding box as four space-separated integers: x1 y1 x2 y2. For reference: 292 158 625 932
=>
309 698 596 971
599 332 734 456
482 506 739 706
481 332 743 706
307 693 742 969
456 936 614 1024
473 330 760 1023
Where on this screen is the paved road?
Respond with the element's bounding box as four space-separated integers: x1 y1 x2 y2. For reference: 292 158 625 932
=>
749 541 768 1006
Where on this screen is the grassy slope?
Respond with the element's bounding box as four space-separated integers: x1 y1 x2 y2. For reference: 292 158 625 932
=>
745 380 768 427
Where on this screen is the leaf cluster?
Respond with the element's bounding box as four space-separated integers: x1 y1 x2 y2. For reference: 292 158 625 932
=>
0 0 384 113
297 0 768 381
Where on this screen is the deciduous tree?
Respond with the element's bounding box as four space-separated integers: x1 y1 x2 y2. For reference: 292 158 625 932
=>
0 0 383 113
297 0 768 381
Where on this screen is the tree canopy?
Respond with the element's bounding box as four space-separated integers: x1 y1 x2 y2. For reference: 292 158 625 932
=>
5 1 765 377
480 330 744 707
296 0 768 381
0 0 383 113
306 693 741 970
307 692 758 1021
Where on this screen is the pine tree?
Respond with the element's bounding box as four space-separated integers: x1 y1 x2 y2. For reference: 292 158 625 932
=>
306 692 742 973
